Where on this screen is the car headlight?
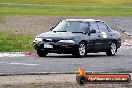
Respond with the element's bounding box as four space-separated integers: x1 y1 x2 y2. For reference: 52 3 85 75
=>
58 40 75 43
34 38 43 41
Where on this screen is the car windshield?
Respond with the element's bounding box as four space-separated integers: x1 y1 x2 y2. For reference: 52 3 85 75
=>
52 21 89 33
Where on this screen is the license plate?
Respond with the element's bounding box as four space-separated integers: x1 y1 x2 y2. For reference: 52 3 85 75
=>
44 44 53 48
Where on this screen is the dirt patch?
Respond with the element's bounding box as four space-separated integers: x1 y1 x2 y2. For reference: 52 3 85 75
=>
0 16 132 35
0 16 62 36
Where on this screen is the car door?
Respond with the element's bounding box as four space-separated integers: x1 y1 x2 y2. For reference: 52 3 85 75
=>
96 21 112 50
88 22 102 52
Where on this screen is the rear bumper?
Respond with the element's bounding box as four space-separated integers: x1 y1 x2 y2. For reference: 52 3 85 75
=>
33 42 78 54
117 38 121 48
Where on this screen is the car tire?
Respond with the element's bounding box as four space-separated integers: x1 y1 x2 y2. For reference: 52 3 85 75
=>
37 50 48 57
73 42 87 57
106 41 117 56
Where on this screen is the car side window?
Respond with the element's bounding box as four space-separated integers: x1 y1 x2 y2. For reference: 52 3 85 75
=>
89 22 100 33
79 22 89 33
97 22 109 32
104 22 113 32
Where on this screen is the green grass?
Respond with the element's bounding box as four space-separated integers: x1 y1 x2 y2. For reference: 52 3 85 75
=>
0 4 132 17
0 0 132 6
0 0 132 17
0 31 34 52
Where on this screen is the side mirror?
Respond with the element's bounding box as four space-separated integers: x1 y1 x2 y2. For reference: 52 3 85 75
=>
90 30 96 33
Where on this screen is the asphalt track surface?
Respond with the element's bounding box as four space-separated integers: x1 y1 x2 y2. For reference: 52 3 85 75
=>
0 47 132 74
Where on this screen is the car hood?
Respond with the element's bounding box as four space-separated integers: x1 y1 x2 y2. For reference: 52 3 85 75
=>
36 31 82 39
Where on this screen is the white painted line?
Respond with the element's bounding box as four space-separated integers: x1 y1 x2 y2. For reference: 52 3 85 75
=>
9 63 39 66
0 52 37 57
0 2 66 7
0 52 25 57
0 62 39 66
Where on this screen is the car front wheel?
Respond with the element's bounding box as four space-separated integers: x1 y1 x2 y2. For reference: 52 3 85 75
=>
73 42 87 57
37 50 48 57
106 42 117 56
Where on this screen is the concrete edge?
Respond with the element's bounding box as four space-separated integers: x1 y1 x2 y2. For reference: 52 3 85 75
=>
0 52 37 57
0 71 132 76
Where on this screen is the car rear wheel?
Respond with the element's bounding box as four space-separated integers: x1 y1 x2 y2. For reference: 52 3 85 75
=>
37 50 48 57
73 42 87 57
106 42 117 56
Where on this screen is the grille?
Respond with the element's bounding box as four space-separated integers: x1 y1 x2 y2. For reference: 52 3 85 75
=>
43 39 60 42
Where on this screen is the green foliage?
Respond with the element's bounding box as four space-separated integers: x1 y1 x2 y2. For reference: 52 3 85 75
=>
0 31 34 52
0 0 132 16
0 4 132 16
0 0 132 6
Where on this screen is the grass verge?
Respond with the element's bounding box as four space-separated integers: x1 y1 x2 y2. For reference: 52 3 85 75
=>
0 0 132 18
0 31 34 52
0 0 132 6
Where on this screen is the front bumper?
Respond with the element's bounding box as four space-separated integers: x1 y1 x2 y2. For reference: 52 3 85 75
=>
33 42 78 54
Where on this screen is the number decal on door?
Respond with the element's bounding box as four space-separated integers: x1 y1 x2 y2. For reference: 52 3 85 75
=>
101 32 107 38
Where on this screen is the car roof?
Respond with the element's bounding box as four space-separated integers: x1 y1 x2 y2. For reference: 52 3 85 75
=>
64 19 102 22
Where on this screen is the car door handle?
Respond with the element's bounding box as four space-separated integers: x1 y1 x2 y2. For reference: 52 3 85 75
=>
98 35 100 37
